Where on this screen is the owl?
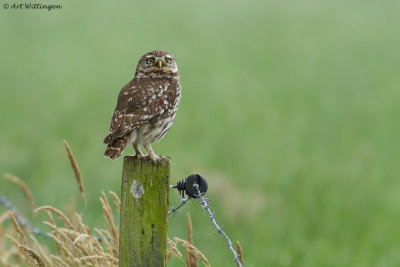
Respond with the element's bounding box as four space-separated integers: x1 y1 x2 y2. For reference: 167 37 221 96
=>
103 50 181 161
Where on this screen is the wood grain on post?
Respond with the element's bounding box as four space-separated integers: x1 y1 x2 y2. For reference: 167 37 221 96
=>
119 156 170 267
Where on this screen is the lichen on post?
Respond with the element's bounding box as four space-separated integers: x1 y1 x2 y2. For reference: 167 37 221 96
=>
119 156 170 267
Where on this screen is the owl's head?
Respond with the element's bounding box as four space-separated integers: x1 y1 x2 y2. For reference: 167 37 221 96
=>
135 50 179 79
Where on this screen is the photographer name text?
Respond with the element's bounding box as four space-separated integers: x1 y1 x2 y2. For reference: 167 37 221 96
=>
3 3 62 11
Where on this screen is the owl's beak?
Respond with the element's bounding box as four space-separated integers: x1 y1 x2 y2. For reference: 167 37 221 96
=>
157 60 163 68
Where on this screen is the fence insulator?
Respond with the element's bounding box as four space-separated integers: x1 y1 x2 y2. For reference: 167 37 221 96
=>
171 174 208 198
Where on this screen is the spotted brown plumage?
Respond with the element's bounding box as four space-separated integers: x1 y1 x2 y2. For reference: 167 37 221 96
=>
104 50 181 161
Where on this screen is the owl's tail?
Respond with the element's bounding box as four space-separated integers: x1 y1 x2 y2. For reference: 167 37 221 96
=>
104 134 130 160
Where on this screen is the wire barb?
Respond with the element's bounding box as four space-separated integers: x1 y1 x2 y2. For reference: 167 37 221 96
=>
193 184 243 267
168 196 190 216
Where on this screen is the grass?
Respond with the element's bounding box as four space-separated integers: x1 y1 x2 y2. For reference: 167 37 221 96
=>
0 151 213 266
1 0 400 266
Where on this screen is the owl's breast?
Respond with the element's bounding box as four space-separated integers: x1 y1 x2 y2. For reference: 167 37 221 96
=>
135 115 176 145
127 78 181 145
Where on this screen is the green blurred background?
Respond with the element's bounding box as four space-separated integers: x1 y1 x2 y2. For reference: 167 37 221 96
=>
1 0 400 266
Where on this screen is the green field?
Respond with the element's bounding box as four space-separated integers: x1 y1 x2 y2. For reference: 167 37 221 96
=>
1 0 400 266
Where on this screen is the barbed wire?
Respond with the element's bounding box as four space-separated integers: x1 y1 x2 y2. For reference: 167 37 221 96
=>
2 194 193 240
0 196 108 242
0 195 50 238
168 196 190 216
3 178 243 266
192 183 243 267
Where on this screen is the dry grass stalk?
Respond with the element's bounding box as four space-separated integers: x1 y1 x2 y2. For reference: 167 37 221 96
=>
71 230 90 247
34 206 75 230
3 173 36 210
2 189 214 267
1 246 19 266
100 252 119 263
6 235 20 250
167 237 183 262
63 198 77 223
30 234 52 266
174 238 210 267
50 255 69 267
17 244 45 267
6 235 29 265
72 241 93 260
42 221 58 232
43 219 61 241
73 233 91 245
1 142 219 266
8 212 27 244
73 243 92 261
99 191 118 251
63 140 87 206
78 253 118 264
236 241 243 266
186 212 198 267
74 212 91 236
55 228 79 245
58 227 96 257
0 212 8 239
1 152 122 266
44 210 56 230
2 193 215 267
88 231 103 252
108 191 121 214
95 228 114 254
0 212 9 225
48 233 74 262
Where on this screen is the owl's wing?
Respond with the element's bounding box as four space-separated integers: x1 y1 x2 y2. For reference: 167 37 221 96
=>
104 79 179 144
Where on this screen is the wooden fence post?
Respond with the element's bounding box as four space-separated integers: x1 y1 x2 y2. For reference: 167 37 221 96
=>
119 156 170 267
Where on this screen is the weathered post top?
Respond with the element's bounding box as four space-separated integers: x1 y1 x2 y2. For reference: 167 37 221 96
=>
119 156 170 267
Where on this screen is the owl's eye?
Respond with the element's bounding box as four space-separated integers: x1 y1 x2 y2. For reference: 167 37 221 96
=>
147 58 155 64
165 57 172 64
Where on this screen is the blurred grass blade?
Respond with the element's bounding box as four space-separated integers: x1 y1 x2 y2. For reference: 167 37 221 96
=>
3 173 36 210
63 140 86 206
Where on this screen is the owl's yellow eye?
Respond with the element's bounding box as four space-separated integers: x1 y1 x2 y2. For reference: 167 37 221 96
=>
147 58 155 64
165 57 172 64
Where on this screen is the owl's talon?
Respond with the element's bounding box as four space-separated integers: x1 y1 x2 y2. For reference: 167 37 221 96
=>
146 155 159 162
158 155 169 161
133 143 144 158
144 144 161 162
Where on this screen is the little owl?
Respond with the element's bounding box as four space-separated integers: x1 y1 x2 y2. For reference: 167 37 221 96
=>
103 50 181 161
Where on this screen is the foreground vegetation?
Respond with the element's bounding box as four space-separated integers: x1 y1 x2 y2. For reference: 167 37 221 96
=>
1 0 400 266
0 143 217 266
